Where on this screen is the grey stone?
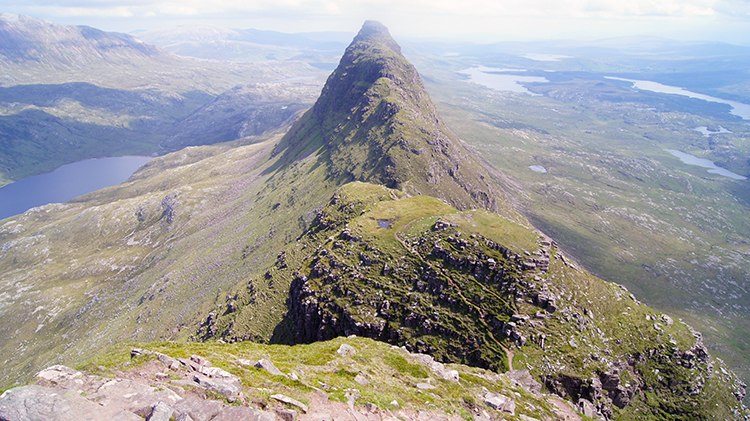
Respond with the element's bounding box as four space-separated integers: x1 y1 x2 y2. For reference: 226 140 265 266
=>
271 394 309 413
336 344 356 357
236 359 258 367
409 352 459 382
173 397 224 421
147 401 174 421
175 414 195 421
88 378 182 417
35 365 84 387
178 358 203 372
578 399 597 418
274 408 298 421
0 385 141 421
484 392 516 415
255 359 285 377
198 366 241 388
157 353 181 371
170 379 206 391
190 355 211 367
212 406 274 421
353 374 370 386
345 391 358 409
192 373 241 402
415 382 436 390
131 348 154 358
506 370 542 395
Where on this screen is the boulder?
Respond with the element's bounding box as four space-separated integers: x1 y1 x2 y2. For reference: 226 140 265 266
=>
271 394 309 413
35 366 84 388
255 359 286 377
172 397 224 421
147 401 174 421
337 344 356 356
192 373 241 402
274 408 298 421
0 385 141 421
87 378 182 417
484 392 515 415
157 353 181 371
354 374 370 386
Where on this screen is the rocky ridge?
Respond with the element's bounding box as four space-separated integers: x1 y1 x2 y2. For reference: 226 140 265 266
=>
0 337 582 421
208 181 748 420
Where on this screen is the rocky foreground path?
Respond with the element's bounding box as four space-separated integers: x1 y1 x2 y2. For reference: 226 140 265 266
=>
0 342 581 421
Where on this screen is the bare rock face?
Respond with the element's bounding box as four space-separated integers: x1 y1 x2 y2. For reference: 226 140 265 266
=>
0 385 141 421
0 357 272 421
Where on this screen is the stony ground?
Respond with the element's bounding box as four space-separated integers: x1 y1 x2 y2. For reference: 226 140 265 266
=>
0 340 583 421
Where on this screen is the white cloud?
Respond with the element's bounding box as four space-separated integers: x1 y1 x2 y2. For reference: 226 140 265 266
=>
27 5 134 17
6 0 749 42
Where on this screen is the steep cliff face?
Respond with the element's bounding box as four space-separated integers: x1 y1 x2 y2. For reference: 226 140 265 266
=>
272 21 512 217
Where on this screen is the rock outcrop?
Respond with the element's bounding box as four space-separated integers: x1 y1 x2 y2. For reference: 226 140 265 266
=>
0 340 578 421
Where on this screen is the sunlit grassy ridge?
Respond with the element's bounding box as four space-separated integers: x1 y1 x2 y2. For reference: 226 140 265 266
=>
0 18 748 419
203 180 748 419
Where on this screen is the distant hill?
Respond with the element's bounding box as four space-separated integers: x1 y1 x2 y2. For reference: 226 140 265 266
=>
0 12 168 66
0 13 325 185
135 24 349 66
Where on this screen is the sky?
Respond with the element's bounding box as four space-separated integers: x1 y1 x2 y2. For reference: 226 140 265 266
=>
2 0 750 44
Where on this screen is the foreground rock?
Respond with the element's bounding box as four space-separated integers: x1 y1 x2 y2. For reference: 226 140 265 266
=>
0 341 584 421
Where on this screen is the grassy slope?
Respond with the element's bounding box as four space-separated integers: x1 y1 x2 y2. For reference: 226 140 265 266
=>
419 69 750 400
208 181 747 419
0 132 340 389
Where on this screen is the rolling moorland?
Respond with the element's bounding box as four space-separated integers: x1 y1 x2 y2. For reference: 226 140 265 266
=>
0 15 749 420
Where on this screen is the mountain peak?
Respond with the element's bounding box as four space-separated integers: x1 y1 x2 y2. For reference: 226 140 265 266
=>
274 21 514 216
351 20 400 53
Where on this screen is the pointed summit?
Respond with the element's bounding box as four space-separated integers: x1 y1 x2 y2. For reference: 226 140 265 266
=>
350 20 401 53
275 21 513 216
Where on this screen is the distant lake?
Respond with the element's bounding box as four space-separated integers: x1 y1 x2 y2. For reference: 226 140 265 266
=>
606 77 750 120
694 126 731 137
458 66 549 95
0 156 152 220
665 149 747 180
